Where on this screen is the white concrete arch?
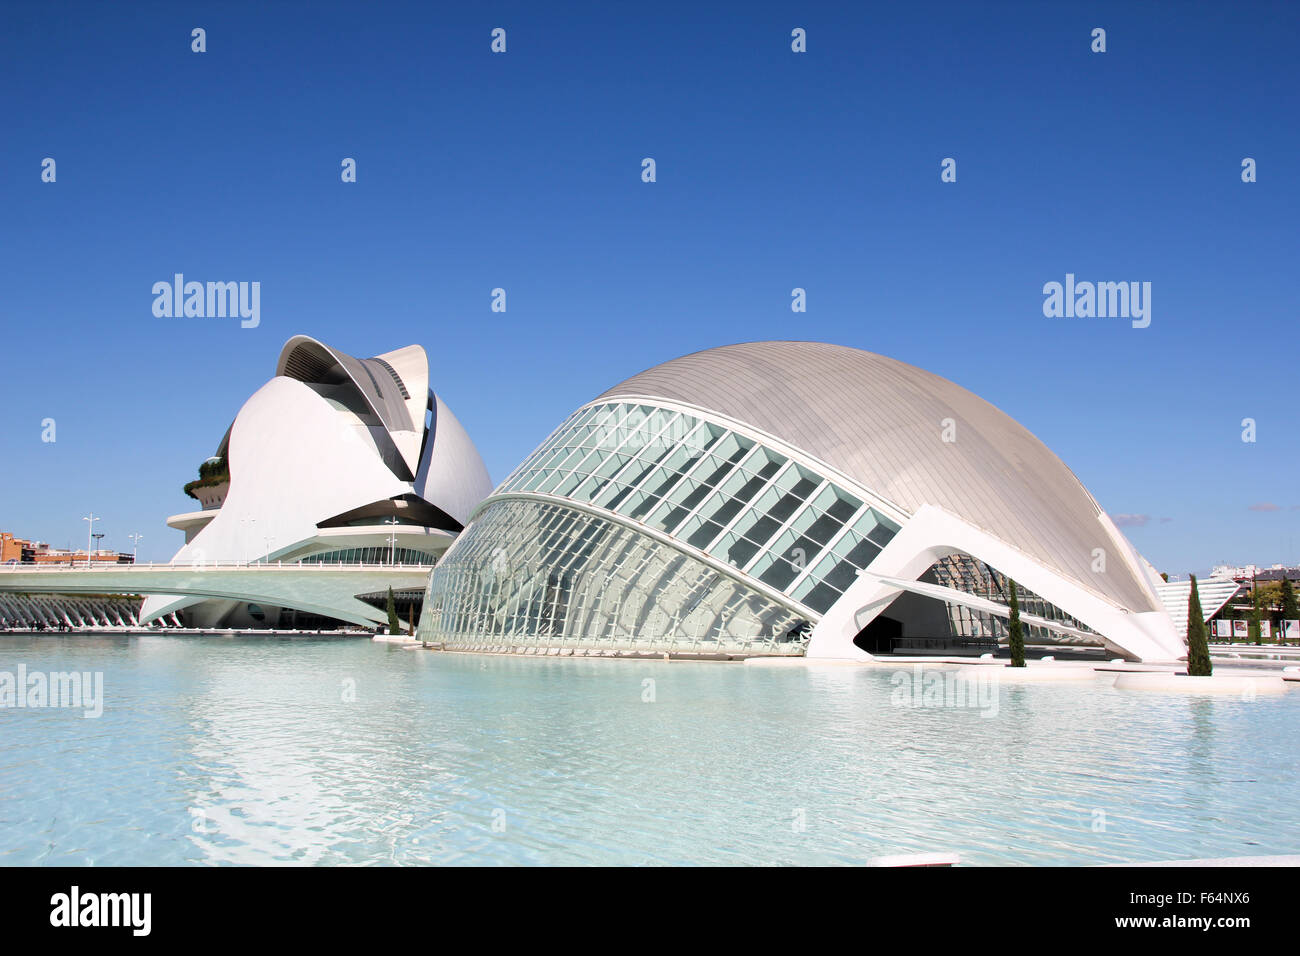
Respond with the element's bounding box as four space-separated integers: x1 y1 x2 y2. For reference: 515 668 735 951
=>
806 505 1185 662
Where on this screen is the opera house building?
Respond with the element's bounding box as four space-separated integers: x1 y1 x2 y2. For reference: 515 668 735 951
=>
415 342 1185 662
139 335 493 629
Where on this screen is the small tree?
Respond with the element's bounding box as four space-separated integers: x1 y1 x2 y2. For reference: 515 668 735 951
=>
1007 580 1026 667
1186 575 1212 676
1281 577 1297 646
1249 580 1263 645
386 587 400 636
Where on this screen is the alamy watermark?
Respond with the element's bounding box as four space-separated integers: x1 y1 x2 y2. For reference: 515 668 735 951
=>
0 665 103 718
1042 273 1150 328
50 886 150 936
152 274 260 328
890 665 999 717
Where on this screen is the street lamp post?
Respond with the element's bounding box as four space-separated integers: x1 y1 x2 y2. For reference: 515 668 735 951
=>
82 513 99 568
128 533 143 563
92 532 105 564
385 517 400 566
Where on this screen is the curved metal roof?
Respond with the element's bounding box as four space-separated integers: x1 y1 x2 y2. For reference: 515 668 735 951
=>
274 334 492 523
597 341 1159 613
276 335 426 476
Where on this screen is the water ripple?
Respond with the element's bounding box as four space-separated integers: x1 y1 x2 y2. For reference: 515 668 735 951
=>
1 636 1298 865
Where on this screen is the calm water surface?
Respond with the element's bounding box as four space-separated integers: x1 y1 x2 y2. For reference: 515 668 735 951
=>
1 634 1297 866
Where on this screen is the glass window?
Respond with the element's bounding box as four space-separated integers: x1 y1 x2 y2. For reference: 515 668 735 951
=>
792 578 842 614
811 485 862 523
680 514 725 552
690 453 739 489
833 532 882 570
755 553 801 591
531 469 567 495
789 505 842 549
717 462 772 510
816 551 863 593
850 509 900 546
738 446 786 481
710 532 759 571
731 507 783 550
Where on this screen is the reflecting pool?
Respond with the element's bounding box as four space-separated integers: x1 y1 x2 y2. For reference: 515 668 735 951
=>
1 634 1297 865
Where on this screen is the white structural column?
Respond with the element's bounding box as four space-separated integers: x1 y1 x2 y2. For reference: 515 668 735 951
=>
806 504 1185 663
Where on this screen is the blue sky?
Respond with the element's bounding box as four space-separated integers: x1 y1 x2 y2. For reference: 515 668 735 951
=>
1 0 1297 573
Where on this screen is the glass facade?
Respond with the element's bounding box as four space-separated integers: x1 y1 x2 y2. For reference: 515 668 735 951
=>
419 402 903 652
930 554 1098 645
298 546 435 565
419 498 807 653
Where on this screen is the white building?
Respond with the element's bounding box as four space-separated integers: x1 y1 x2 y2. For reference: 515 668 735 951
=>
416 342 1185 662
140 335 493 629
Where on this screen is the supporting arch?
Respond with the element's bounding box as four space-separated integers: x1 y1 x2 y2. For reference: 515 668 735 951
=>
806 505 1184 662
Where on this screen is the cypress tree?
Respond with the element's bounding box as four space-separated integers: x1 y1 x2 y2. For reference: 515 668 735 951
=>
1249 580 1263 645
1186 575 1212 677
1007 580 1026 667
386 587 400 636
1280 577 1297 646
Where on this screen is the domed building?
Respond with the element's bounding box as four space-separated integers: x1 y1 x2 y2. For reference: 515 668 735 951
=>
140 334 493 629
416 342 1183 661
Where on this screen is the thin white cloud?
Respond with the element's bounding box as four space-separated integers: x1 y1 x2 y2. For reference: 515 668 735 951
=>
1112 514 1151 527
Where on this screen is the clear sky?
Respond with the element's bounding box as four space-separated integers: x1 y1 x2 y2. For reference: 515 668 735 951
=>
1 0 1296 574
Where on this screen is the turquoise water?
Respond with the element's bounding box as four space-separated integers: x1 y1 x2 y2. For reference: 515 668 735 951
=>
1 633 1297 866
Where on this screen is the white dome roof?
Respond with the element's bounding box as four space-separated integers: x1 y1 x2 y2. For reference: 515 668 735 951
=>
599 341 1159 614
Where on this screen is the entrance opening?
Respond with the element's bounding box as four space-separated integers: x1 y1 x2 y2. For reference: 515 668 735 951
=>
854 615 902 655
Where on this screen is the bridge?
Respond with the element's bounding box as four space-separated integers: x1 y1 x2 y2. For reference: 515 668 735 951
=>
0 562 433 628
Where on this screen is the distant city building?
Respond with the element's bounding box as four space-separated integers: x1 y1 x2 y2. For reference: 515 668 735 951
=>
1209 563 1300 583
1 531 133 566
1197 564 1300 641
1253 566 1300 584
0 532 28 564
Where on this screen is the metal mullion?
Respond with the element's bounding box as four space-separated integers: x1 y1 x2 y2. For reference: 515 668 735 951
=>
631 421 727 521
560 406 664 498
691 449 792 556
738 477 831 577
710 457 796 556
782 499 875 596
590 409 684 500
663 433 764 543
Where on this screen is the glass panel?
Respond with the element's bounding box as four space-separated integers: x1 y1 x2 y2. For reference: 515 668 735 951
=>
738 446 787 481
418 498 806 653
811 485 862 522
551 470 586 497
713 532 759 570
817 552 863 593
525 469 560 493
790 505 842 549
757 554 801 591
680 515 725 552
552 446 589 472
665 475 713 515
732 508 783 550
798 582 841 614
617 489 653 518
